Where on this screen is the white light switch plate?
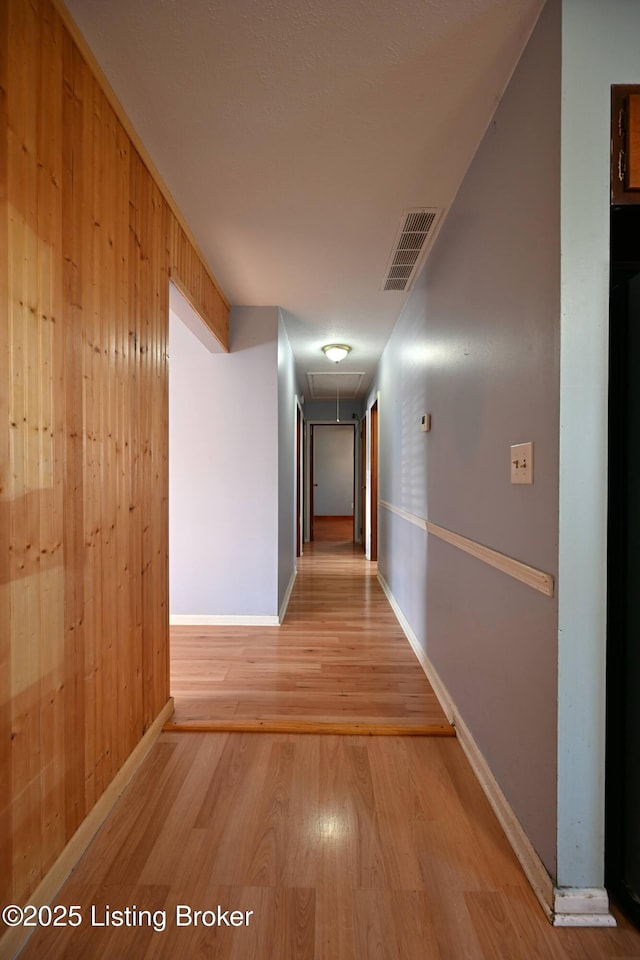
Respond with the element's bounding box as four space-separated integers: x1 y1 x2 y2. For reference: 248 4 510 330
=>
511 442 533 484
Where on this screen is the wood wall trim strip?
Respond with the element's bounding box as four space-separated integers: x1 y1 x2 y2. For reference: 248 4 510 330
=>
169 614 280 627
0 699 174 960
379 500 555 598
427 520 555 597
51 0 230 315
163 718 455 736
379 499 427 531
377 572 556 923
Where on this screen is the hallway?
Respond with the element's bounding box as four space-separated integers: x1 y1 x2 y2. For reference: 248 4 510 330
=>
14 546 640 959
168 539 451 734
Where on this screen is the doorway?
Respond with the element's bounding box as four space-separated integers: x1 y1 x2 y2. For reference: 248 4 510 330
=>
369 399 379 561
311 423 356 541
296 403 303 557
607 203 640 926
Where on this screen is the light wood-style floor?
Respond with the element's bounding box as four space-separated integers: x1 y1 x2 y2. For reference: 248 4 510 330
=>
167 536 451 735
13 533 640 957
18 732 640 959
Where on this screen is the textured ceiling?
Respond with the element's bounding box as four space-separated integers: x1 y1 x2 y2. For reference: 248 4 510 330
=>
64 0 544 398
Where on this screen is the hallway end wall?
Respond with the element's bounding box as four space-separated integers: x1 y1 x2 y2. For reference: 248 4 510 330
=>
371 0 560 875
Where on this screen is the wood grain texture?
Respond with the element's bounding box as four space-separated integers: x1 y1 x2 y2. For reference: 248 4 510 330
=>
50 0 230 335
168 540 452 734
312 516 353 541
380 501 555 597
628 93 640 191
427 519 555 597
165 719 455 736
0 0 229 915
16 732 640 959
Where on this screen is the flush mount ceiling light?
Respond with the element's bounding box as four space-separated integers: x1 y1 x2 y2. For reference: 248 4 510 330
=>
322 344 351 363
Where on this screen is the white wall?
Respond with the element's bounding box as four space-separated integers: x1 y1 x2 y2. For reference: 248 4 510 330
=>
556 0 640 889
277 311 298 614
169 305 280 618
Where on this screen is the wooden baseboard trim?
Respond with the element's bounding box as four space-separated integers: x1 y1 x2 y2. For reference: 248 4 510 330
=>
170 614 280 626
278 570 297 624
0 698 174 960
163 718 455 736
379 500 554 597
377 573 455 727
378 572 557 922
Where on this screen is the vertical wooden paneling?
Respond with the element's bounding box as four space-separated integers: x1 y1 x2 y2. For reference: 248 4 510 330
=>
35 0 65 881
9 0 42 900
0 0 229 913
0 0 13 910
61 30 86 845
168 217 228 349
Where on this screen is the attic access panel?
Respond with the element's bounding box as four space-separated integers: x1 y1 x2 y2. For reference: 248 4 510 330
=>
307 371 366 400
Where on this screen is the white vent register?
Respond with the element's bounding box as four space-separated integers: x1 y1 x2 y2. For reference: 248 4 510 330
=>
382 207 442 292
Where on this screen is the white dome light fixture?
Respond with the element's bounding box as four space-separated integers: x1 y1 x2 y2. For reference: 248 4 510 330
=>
322 343 351 363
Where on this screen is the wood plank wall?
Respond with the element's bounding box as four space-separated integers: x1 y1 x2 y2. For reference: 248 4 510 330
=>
0 0 229 909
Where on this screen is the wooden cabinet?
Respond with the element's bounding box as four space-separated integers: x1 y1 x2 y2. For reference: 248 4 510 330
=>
612 86 640 203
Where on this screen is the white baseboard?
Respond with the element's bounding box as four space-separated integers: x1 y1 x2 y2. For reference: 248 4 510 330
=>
170 613 280 626
377 573 454 726
169 571 297 628
377 572 615 928
1 698 175 960
552 888 616 927
279 569 297 624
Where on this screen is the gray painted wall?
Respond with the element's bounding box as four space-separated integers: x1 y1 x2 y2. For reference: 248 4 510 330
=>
371 0 560 874
169 305 280 617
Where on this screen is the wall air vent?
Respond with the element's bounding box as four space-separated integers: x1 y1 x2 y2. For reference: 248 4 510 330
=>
382 208 442 292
